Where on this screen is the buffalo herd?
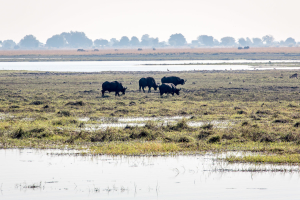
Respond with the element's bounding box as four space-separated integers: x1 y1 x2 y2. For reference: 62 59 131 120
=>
101 76 186 97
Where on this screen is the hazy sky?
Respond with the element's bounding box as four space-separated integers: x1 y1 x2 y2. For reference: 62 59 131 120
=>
1 0 300 43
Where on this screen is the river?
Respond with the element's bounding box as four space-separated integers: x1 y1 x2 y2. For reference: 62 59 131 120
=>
0 60 300 72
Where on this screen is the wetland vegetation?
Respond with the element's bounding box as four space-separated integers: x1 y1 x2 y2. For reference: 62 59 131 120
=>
2 47 300 61
1 69 300 163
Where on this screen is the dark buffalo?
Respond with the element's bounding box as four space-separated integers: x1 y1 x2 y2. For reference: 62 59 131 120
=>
101 81 127 97
161 76 185 86
159 83 180 96
139 77 158 93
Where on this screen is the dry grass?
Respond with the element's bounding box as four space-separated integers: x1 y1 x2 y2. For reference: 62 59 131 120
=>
1 47 300 56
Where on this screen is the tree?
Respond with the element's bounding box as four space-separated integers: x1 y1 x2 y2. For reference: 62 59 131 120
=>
285 37 296 46
246 37 252 46
2 40 16 49
60 31 93 48
262 35 274 45
140 34 159 46
141 34 150 46
119 36 130 46
197 35 214 46
151 38 159 46
46 34 66 48
252 38 263 46
220 37 236 46
213 39 220 46
109 38 119 46
94 39 108 47
168 33 187 46
19 35 40 49
130 36 140 46
191 40 199 46
238 38 247 46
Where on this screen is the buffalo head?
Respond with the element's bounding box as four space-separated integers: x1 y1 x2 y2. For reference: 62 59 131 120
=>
175 88 181 95
179 79 185 85
122 87 127 95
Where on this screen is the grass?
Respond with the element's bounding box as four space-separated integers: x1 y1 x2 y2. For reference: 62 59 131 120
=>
226 154 300 164
1 69 300 161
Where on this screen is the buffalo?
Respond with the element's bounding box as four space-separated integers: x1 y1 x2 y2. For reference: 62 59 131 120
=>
101 81 127 97
161 76 185 86
159 83 180 96
139 77 158 93
290 73 298 79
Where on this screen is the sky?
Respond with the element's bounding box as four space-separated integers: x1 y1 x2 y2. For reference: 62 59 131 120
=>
1 0 300 44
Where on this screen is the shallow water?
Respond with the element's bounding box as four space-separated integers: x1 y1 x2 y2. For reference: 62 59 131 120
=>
78 116 232 130
0 60 299 72
1 149 300 200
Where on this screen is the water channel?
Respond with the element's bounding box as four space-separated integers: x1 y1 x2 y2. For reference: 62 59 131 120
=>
0 60 300 72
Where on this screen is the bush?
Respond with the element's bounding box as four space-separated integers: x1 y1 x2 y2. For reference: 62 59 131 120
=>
91 129 129 142
57 110 71 117
30 101 43 105
207 135 220 143
198 130 213 140
11 128 27 139
169 119 189 131
65 101 85 106
177 136 195 143
201 123 213 130
273 119 289 123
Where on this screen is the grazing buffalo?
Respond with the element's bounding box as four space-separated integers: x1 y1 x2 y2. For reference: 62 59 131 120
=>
159 83 180 96
161 76 185 86
101 81 127 97
290 73 298 79
139 77 158 93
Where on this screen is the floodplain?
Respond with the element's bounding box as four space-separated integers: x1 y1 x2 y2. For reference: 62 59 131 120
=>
2 47 300 61
0 69 300 164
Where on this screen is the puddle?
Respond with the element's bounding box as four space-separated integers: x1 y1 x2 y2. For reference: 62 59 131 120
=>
84 123 146 131
1 149 300 200
79 116 233 130
0 113 14 120
118 115 192 122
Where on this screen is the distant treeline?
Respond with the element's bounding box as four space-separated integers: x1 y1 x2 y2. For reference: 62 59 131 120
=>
0 32 298 50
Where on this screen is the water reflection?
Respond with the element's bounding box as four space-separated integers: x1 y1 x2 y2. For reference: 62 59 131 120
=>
1 149 300 199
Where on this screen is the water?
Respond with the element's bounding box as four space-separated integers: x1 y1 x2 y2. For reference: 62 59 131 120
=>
78 116 232 130
1 149 300 200
0 60 299 72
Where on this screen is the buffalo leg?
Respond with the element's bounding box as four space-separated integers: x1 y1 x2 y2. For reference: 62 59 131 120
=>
142 87 145 93
148 87 151 93
101 90 105 97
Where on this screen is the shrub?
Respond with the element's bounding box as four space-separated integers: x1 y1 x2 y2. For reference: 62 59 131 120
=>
207 135 220 143
65 101 85 106
169 119 189 131
30 101 43 105
57 110 71 117
177 136 195 143
201 123 213 130
198 130 213 140
11 128 27 139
